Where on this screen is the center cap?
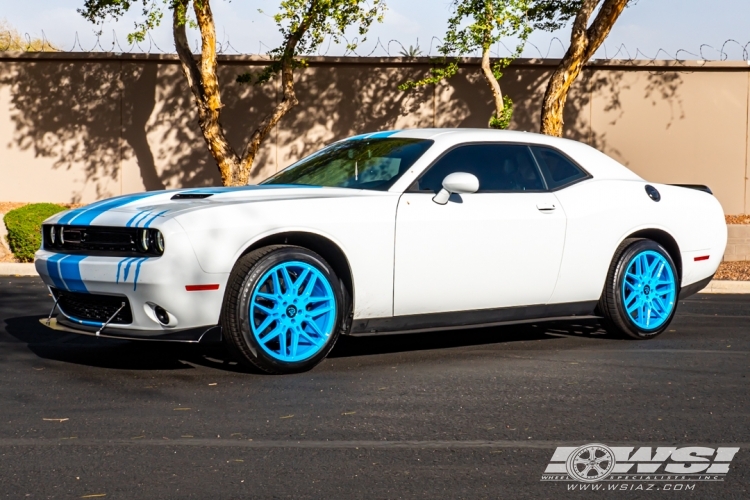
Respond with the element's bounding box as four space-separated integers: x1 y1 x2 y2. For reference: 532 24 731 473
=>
286 305 298 318
643 285 651 295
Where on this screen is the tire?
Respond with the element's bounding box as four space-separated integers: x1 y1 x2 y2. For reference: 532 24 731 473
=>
598 238 680 339
221 245 346 374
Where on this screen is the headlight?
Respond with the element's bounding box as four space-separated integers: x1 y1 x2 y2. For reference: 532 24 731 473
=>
49 225 56 245
155 230 165 254
139 229 150 252
59 226 65 245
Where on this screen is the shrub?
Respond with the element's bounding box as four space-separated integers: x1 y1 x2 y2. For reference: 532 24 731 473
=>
4 203 67 262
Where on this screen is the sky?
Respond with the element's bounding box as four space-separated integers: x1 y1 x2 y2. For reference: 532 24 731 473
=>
1 0 750 60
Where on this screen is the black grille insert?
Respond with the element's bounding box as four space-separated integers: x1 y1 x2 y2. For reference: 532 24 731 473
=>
43 225 162 257
52 288 133 324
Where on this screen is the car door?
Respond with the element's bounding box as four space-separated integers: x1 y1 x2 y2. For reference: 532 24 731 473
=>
393 143 567 317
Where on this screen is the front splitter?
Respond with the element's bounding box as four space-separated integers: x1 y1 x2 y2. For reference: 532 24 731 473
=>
39 317 221 343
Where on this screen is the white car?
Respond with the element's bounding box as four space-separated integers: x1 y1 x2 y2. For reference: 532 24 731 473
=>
36 129 727 373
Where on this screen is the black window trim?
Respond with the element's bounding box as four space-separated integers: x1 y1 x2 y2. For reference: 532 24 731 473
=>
407 141 592 194
528 144 593 192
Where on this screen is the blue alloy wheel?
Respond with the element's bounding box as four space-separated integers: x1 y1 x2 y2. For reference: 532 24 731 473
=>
620 250 676 330
249 260 337 363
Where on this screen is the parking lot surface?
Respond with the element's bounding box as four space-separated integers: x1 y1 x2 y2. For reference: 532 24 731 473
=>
0 277 748 498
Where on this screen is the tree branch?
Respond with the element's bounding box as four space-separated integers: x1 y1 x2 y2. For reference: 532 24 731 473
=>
173 0 240 185
236 0 319 185
540 0 627 137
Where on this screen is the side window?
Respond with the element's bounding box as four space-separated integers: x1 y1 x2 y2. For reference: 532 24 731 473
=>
417 144 545 193
530 146 588 190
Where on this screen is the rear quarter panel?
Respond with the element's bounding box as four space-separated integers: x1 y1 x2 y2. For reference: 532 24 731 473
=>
549 180 726 304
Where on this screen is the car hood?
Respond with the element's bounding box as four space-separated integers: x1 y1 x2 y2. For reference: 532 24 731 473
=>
45 185 386 227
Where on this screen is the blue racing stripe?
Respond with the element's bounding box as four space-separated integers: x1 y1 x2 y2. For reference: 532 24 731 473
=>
65 315 103 327
59 192 161 226
123 258 138 283
46 254 67 290
179 185 318 196
348 130 401 141
59 255 88 293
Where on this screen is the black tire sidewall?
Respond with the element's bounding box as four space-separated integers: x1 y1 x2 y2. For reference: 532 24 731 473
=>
234 247 344 373
612 240 679 338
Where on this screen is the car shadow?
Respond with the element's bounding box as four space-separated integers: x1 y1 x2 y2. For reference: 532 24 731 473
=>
3 314 613 374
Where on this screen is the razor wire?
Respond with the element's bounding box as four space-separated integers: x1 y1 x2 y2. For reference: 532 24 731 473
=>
2 29 750 63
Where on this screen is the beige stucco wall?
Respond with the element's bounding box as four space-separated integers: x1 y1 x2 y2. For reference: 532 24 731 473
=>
1 54 749 213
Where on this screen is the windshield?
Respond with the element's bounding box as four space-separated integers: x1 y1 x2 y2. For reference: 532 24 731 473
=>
261 138 434 191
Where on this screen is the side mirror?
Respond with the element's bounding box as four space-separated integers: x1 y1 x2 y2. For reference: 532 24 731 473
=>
433 172 480 205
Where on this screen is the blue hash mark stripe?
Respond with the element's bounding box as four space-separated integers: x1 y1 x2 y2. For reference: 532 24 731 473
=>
116 256 148 290
58 192 161 226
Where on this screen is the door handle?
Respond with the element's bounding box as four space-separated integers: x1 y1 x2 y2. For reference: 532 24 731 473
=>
536 203 557 212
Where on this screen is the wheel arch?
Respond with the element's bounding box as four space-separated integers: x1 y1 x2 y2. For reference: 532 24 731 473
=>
625 228 682 282
240 231 355 309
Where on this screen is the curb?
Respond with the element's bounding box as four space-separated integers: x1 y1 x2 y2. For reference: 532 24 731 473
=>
0 263 37 276
698 280 750 294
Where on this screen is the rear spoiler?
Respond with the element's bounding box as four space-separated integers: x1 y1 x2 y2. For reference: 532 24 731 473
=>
669 184 713 195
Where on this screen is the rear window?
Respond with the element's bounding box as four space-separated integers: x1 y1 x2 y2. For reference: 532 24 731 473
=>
530 146 588 190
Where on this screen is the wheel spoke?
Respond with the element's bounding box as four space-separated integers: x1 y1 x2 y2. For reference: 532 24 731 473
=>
302 275 318 299
308 305 332 318
259 325 282 345
255 291 278 301
626 296 641 313
254 302 275 315
278 326 288 355
306 318 326 337
624 291 639 308
293 268 310 294
271 270 281 295
254 315 274 335
298 326 322 346
290 326 299 357
280 266 293 294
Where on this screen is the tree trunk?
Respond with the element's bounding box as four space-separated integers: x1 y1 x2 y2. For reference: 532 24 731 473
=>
480 46 505 126
173 0 241 186
480 3 504 123
540 0 628 137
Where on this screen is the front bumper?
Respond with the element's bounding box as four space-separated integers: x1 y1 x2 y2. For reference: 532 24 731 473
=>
35 238 229 334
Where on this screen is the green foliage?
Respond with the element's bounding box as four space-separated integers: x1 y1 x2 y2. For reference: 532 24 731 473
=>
238 0 386 85
78 0 196 44
398 44 423 58
400 0 531 129
400 0 532 91
526 0 584 31
4 203 66 262
489 94 513 129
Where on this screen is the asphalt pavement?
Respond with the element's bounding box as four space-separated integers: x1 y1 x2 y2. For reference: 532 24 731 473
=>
0 277 748 499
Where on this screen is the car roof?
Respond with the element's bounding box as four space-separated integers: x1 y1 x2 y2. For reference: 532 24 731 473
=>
346 128 642 182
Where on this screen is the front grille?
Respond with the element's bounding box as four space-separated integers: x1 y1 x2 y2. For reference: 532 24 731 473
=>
52 288 133 324
42 225 162 257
